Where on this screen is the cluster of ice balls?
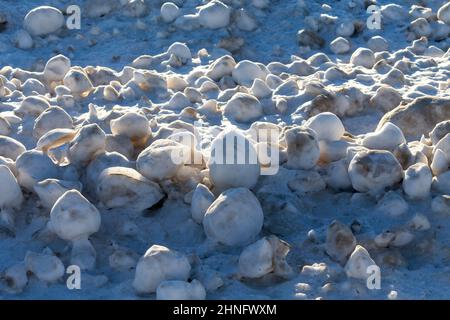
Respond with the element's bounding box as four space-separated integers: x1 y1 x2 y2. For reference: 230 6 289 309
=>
0 1 449 299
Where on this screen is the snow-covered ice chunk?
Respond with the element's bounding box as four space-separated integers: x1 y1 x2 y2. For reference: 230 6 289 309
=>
344 245 377 280
403 163 432 199
203 188 263 246
24 6 64 36
157 280 206 300
304 112 345 142
285 126 320 170
133 245 191 294
97 167 164 211
348 150 403 194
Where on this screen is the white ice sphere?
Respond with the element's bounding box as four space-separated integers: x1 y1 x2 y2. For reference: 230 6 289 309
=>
224 93 263 123
431 149 448 176
161 3 180 23
435 133 450 156
16 96 50 117
191 183 215 224
430 120 450 146
197 0 231 29
156 280 206 300
33 106 73 139
67 124 106 167
239 237 273 278
24 251 64 283
368 36 388 52
362 122 406 151
350 48 375 69
85 151 131 191
232 60 268 86
0 165 23 210
304 112 345 141
63 68 94 97
410 18 432 38
97 167 164 211
16 150 59 191
208 129 260 191
50 190 101 241
34 179 82 209
377 191 408 216
285 126 320 170
24 6 64 36
203 188 264 246
348 150 403 193
0 117 11 136
133 245 191 294
326 159 352 190
206 55 236 81
44 55 71 82
330 37 350 54
13 30 33 50
438 2 450 25
136 139 185 181
110 111 151 146
369 85 402 112
167 42 192 64
336 20 355 37
344 245 377 280
251 78 272 99
325 220 356 264
0 136 26 160
403 163 432 199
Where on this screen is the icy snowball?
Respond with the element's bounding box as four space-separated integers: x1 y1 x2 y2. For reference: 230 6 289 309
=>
350 48 375 69
34 179 82 210
224 93 263 123
208 129 260 191
24 6 64 36
304 112 345 141
97 167 164 211
348 150 403 194
203 188 264 246
136 139 185 181
344 245 377 280
239 236 292 279
25 251 64 282
133 245 191 294
157 280 206 300
403 163 432 200
330 37 350 54
13 30 33 50
362 122 406 151
325 221 356 264
197 0 231 29
50 190 101 242
191 183 215 224
285 126 320 170
0 165 23 210
110 112 151 147
0 136 26 160
16 150 59 191
232 60 268 86
44 55 71 83
438 2 450 25
161 3 180 23
67 124 106 167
